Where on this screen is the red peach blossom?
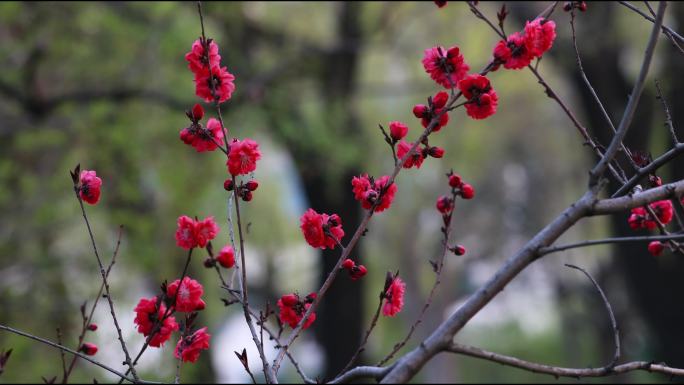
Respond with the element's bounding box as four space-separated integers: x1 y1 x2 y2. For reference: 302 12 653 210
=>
397 141 425 169
524 18 557 57
383 276 406 317
174 327 211 363
167 277 206 313
185 39 221 74
277 293 316 329
300 209 344 249
195 216 219 248
133 296 179 347
422 46 470 89
227 138 261 176
389 121 409 141
194 65 236 104
175 215 198 249
79 170 102 205
458 74 498 120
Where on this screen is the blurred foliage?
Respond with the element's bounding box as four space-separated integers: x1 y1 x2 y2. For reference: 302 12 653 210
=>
0 1 678 383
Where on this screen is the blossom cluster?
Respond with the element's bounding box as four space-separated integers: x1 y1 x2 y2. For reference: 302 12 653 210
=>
492 18 556 70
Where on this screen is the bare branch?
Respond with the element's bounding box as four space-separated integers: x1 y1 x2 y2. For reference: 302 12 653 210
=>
619 1 684 53
564 264 620 366
0 324 138 384
539 233 684 255
612 143 684 197
589 1 666 185
328 365 392 384
445 342 684 379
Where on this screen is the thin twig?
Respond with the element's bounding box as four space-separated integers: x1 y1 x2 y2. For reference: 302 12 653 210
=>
334 296 384 379
0 324 138 384
570 11 638 172
232 175 274 383
612 143 684 197
564 264 620 366
377 189 459 366
589 1 666 186
446 342 684 378
74 189 138 381
539 233 684 255
619 1 684 54
65 225 123 384
56 328 67 382
654 79 679 145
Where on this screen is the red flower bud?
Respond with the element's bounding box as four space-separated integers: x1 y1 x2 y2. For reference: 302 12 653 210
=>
350 264 368 281
432 91 449 109
428 146 445 158
245 180 259 191
579 1 587 11
436 195 454 214
460 183 475 199
305 292 317 303
80 343 98 356
389 121 409 141
448 174 462 188
342 259 355 270
281 294 298 307
413 104 428 118
87 323 98 332
242 191 253 202
452 245 466 256
192 104 204 121
224 179 234 191
648 241 665 256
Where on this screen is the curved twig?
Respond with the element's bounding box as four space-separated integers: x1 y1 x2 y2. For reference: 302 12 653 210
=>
564 264 620 367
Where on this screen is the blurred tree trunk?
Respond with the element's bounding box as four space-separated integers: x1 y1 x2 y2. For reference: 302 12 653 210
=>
306 3 365 379
228 2 367 378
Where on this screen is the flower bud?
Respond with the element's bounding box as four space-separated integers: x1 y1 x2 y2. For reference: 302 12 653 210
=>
305 292 317 303
452 245 466 256
389 121 409 141
87 323 98 332
432 91 449 109
242 191 253 202
648 241 665 257
350 265 368 281
191 103 204 121
80 343 98 356
281 294 298 307
436 195 454 214
224 178 234 191
460 183 475 199
341 259 355 271
428 146 445 158
245 180 259 191
448 174 462 188
413 104 428 118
